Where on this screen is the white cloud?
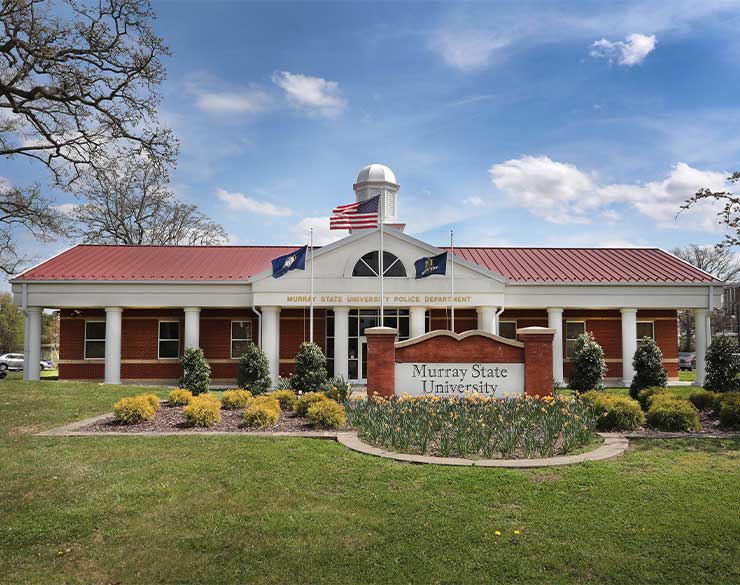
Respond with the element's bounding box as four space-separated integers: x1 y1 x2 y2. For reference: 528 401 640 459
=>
489 156 731 231
194 89 271 115
215 188 292 216
463 196 486 207
294 217 343 246
272 71 347 117
590 33 657 66
54 203 76 215
430 30 510 71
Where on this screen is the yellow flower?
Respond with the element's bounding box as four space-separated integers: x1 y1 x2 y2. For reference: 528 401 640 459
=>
494 530 502 536
514 530 520 535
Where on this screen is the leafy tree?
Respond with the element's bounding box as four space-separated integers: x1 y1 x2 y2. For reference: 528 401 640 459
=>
704 336 740 393
237 341 271 394
629 337 667 399
0 292 24 352
568 332 607 393
181 347 210 395
292 342 328 394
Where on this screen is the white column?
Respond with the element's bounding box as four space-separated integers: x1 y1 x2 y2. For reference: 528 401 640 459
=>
104 307 123 384
695 308 710 387
261 306 280 385
22 312 31 380
548 307 564 386
621 308 638 386
333 307 349 379
26 307 42 381
183 307 201 350
409 306 427 338
476 306 497 334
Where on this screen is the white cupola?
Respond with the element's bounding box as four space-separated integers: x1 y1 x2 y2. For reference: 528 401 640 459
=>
353 163 399 224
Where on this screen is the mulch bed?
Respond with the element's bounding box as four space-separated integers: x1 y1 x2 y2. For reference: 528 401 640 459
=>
80 403 329 433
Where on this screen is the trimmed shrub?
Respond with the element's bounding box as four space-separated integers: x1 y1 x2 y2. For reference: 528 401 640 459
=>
581 392 644 431
237 341 271 394
569 332 607 392
269 390 298 411
183 394 221 427
636 386 671 410
324 375 352 402
296 391 330 416
114 396 156 424
629 337 667 399
292 342 328 394
307 399 346 429
221 389 253 410
646 397 700 432
718 393 740 429
243 398 280 428
139 393 161 412
704 336 740 393
688 389 717 411
181 347 210 395
168 389 193 406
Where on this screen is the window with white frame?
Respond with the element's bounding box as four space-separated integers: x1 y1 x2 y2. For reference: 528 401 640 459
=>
231 321 252 359
158 321 180 359
637 321 655 344
84 321 106 359
565 321 586 358
498 321 517 340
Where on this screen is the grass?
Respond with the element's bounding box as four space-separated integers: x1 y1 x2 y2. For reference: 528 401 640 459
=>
0 379 738 585
679 370 697 382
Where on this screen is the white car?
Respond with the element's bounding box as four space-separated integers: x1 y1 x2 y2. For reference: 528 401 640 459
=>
0 354 51 372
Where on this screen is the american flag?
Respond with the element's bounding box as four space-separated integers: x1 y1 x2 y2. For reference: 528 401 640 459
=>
329 194 380 230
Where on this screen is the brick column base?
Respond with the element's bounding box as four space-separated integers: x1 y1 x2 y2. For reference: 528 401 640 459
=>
517 326 556 397
365 326 397 399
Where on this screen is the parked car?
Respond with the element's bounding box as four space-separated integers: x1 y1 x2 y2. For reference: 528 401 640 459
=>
0 354 52 372
678 352 696 371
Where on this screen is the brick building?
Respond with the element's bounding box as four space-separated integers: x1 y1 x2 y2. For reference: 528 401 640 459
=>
11 164 722 387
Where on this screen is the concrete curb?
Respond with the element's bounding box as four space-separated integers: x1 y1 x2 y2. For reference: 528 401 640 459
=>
335 432 629 468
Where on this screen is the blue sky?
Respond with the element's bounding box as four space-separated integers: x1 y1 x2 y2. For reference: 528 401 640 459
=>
4 0 740 287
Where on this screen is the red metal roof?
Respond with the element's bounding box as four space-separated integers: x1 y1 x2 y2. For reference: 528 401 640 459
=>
14 244 720 284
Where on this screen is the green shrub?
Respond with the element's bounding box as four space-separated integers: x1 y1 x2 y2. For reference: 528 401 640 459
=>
276 376 293 390
307 399 346 429
688 389 717 411
629 337 667 399
704 336 740 393
324 375 352 402
295 391 330 416
568 332 607 392
646 398 700 432
181 347 210 395
292 342 328 393
168 389 193 406
268 390 298 411
183 394 221 427
636 386 671 410
221 389 253 410
114 396 156 424
586 394 644 431
242 398 280 428
718 393 740 429
237 341 271 394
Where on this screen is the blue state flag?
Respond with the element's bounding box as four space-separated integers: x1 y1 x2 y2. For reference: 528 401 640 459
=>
272 246 308 278
415 251 447 278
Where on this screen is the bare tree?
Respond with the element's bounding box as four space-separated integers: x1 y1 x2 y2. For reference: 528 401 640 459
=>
671 244 740 282
681 171 740 248
68 158 227 245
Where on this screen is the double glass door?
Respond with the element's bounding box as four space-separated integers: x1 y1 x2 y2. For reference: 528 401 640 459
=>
346 309 411 383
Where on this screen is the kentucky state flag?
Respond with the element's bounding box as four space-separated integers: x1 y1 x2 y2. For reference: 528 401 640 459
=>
272 246 308 278
414 251 447 278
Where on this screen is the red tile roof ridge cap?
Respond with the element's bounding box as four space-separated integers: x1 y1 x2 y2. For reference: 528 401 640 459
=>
71 243 305 248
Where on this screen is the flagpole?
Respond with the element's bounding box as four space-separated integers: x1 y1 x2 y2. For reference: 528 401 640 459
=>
450 229 455 332
309 227 314 343
379 191 385 322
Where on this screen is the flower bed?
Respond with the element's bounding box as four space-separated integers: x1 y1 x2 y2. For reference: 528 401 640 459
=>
344 394 597 459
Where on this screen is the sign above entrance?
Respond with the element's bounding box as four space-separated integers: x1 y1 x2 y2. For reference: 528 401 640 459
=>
396 362 524 397
279 294 480 307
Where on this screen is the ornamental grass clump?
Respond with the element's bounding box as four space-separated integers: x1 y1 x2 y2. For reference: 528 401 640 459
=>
113 395 156 424
307 399 346 429
646 397 700 432
295 391 330 416
344 394 596 459
268 389 298 411
221 389 253 410
243 396 281 428
183 394 221 427
168 389 193 406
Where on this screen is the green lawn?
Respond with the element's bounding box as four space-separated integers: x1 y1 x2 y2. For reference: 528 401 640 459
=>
0 380 738 585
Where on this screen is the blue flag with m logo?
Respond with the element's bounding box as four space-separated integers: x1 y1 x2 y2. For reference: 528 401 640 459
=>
272 246 308 278
414 251 447 278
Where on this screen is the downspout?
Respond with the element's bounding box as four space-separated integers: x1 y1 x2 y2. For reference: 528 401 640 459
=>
495 303 505 336
251 303 262 347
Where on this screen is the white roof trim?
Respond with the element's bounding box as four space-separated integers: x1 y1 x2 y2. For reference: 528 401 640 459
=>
395 329 524 349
